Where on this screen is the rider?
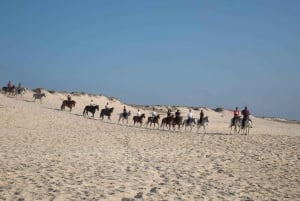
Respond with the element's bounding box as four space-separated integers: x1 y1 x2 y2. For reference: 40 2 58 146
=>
7 80 12 89
123 106 127 118
187 109 193 125
151 108 157 121
167 109 172 117
175 109 180 120
67 94 72 102
241 106 250 129
137 109 141 117
105 102 110 112
90 99 95 106
199 109 204 124
231 107 240 126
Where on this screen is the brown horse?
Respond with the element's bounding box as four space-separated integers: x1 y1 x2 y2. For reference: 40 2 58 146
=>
61 100 76 111
147 114 160 128
161 115 174 130
83 105 99 118
99 107 114 120
133 113 145 126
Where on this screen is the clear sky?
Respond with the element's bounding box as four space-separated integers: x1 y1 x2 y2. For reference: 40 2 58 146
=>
1 0 300 120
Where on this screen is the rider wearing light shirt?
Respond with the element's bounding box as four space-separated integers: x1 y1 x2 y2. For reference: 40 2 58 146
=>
187 109 193 124
137 109 141 117
151 108 157 120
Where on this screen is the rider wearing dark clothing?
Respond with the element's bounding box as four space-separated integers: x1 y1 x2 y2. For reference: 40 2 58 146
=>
123 106 127 118
241 106 250 128
7 81 12 88
175 110 180 120
199 110 204 124
67 95 71 102
167 109 172 117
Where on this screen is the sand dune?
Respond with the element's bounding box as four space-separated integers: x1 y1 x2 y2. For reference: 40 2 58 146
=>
0 90 299 201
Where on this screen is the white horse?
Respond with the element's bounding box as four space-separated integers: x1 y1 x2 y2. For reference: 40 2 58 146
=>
119 111 131 124
197 116 209 133
16 87 28 96
230 117 242 134
182 118 196 132
240 118 252 135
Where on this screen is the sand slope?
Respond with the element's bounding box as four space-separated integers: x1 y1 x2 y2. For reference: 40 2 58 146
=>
0 91 299 201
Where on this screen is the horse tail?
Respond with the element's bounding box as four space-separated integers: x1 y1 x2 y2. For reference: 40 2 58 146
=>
83 107 87 116
61 101 66 111
100 109 104 118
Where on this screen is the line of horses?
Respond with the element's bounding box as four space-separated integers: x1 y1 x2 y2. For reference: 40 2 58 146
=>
79 104 211 133
61 101 252 135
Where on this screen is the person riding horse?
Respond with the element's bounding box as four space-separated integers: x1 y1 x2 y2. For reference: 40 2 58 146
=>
231 107 240 126
167 109 172 117
187 109 193 125
67 94 72 102
151 108 157 121
241 106 250 129
175 109 180 118
199 109 204 124
122 106 128 118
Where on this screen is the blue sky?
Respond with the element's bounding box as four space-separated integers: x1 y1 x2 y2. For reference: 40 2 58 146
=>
1 0 300 120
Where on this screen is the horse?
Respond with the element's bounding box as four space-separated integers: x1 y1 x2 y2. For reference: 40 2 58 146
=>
240 118 252 135
133 113 145 126
16 87 28 96
61 100 76 111
161 115 174 130
230 116 242 134
119 111 131 124
172 116 183 131
182 118 196 132
33 93 46 102
147 114 160 128
2 86 16 96
83 105 99 118
197 116 209 133
100 107 114 120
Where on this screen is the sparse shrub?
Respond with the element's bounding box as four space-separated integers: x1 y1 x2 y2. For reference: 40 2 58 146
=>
214 107 224 112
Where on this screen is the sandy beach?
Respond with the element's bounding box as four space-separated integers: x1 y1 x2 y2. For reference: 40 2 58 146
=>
0 90 299 201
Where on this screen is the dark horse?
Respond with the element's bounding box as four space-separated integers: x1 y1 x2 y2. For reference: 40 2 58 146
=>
33 93 46 102
100 107 114 120
2 86 16 96
161 115 174 130
83 105 99 118
61 100 76 111
172 116 183 131
133 113 145 126
147 114 160 128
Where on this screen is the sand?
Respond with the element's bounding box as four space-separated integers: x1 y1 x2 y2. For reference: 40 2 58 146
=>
0 90 299 201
